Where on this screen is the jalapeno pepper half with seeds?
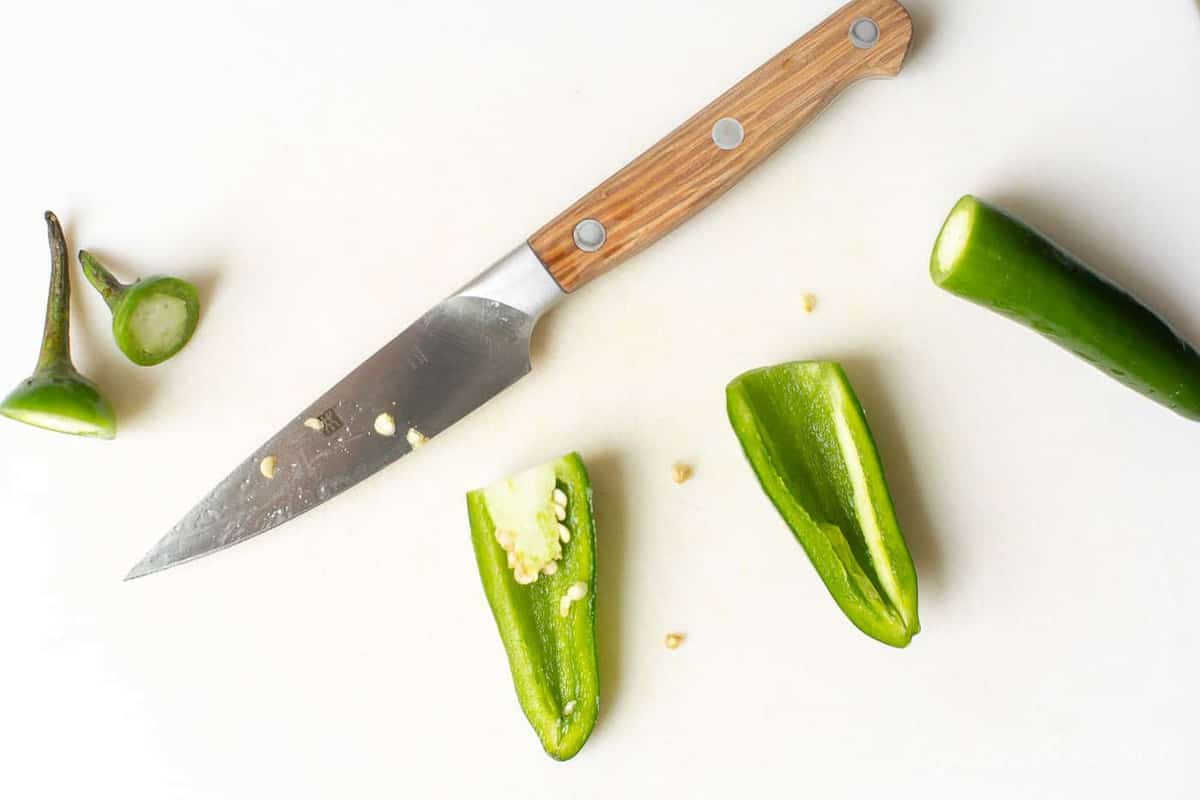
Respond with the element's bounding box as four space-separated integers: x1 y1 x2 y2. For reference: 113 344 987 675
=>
466 452 598 760
727 362 920 648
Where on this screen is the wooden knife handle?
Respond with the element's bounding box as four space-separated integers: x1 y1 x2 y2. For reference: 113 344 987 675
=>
528 0 912 292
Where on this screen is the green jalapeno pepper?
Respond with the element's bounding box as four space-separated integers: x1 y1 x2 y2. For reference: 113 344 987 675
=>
466 452 599 760
727 362 920 648
931 195 1200 420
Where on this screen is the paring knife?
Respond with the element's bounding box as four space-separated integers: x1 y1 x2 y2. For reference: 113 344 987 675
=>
126 0 913 580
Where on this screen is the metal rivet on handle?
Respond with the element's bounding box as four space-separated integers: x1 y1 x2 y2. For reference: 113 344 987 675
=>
849 17 880 49
573 218 607 252
712 117 745 151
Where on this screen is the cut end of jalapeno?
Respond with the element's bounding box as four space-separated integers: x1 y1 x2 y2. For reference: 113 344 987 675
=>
80 251 200 367
467 453 599 760
482 461 567 584
930 195 977 284
112 276 199 366
1 366 117 439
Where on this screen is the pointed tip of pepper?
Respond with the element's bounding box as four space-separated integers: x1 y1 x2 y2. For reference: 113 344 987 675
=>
44 210 57 223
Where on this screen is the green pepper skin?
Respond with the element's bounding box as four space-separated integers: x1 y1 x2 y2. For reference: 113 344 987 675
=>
931 195 1200 420
727 362 919 648
1 365 116 439
467 453 599 760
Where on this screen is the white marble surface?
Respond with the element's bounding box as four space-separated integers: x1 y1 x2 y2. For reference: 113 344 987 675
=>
2 1 1198 797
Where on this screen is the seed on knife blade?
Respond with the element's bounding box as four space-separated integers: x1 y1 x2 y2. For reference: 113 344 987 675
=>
374 413 397 437
406 427 428 448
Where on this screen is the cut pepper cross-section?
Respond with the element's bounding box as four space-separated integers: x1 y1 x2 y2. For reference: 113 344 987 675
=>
79 250 200 367
466 452 599 760
727 361 920 648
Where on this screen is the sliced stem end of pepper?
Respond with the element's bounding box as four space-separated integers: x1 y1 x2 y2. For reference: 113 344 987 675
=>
4 214 117 439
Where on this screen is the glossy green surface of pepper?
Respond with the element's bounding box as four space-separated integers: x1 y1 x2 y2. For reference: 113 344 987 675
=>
727 362 919 648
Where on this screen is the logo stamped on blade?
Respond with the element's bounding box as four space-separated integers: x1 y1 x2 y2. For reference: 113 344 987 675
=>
317 409 344 436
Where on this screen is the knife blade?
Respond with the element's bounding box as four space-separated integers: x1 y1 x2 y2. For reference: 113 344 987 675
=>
125 248 562 579
127 0 912 579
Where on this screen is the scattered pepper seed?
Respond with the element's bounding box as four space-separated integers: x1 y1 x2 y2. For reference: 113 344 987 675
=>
259 455 277 479
303 417 323 431
552 488 568 507
801 293 818 313
406 427 428 448
374 412 396 437
671 463 694 484
664 632 685 650
563 700 576 715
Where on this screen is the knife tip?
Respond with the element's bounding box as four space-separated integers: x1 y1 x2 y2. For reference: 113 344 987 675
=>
123 555 161 582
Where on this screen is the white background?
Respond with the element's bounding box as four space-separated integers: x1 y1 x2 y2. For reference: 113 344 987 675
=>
2 1 1199 797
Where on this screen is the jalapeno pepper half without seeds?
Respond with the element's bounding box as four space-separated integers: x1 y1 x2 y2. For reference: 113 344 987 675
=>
931 195 1200 420
466 452 598 760
727 362 919 648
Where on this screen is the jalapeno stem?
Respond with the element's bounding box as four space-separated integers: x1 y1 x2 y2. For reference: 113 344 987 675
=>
79 249 127 311
36 212 73 373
